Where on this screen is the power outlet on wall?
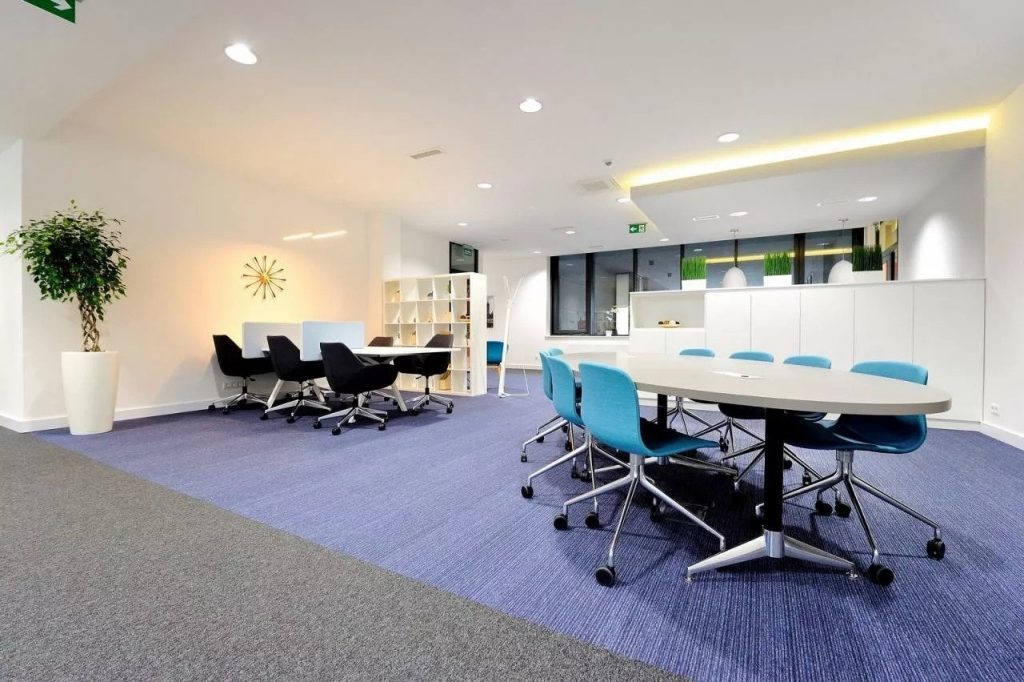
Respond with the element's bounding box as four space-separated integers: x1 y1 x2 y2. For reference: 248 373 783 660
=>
990 403 1000 417
223 380 244 390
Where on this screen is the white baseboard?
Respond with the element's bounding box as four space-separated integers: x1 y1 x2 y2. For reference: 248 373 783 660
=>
0 398 219 434
979 421 1024 450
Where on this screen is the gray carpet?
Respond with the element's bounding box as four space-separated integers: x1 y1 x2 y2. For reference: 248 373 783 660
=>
0 428 683 681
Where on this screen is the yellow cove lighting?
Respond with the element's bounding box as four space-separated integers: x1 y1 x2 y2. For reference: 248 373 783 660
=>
629 113 990 188
704 247 851 265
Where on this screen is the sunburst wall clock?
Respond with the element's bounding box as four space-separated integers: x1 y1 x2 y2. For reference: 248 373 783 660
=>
242 255 286 300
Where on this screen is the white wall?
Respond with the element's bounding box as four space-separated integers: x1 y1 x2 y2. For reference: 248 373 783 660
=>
0 142 25 423
12 126 374 428
984 83 1024 443
899 149 985 281
400 225 450 278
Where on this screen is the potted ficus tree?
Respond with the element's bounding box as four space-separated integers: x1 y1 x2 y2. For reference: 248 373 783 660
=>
3 202 128 434
681 255 707 290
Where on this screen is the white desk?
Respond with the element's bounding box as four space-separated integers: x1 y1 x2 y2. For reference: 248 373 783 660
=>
352 347 460 412
560 352 951 578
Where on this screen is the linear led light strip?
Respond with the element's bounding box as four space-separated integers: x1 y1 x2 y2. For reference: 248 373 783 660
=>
630 113 990 188
702 247 852 265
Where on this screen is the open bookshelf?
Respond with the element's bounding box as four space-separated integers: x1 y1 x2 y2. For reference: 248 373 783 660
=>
382 272 487 396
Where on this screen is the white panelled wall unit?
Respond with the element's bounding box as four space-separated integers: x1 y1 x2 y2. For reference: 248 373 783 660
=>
630 279 984 424
383 273 487 396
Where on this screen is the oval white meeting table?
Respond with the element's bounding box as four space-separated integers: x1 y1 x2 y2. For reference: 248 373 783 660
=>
560 352 952 578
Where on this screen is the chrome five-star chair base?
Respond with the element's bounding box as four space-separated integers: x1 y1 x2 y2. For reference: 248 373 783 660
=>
686 528 855 580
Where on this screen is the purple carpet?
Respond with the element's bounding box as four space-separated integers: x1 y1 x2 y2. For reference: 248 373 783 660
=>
37 376 1024 681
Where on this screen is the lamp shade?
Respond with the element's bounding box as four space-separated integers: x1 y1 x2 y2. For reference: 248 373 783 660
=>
722 266 748 288
828 259 854 284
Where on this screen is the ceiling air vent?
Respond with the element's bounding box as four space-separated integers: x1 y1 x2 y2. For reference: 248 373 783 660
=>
578 176 621 193
409 147 444 160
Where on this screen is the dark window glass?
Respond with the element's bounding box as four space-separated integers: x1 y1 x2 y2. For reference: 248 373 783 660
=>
737 235 796 287
449 242 478 273
686 239 734 288
590 250 634 335
552 254 587 334
636 245 681 292
803 229 853 284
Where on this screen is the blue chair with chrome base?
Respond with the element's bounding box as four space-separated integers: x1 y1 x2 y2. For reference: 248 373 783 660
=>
554 361 726 587
487 340 529 396
775 361 945 586
668 348 730 451
520 355 623 504
520 349 573 462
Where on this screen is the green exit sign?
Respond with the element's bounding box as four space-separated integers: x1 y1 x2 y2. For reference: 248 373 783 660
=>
23 0 75 23
628 223 647 234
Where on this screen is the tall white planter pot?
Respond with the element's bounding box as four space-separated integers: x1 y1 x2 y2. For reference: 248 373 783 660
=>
681 279 707 291
61 351 119 435
763 274 793 287
852 270 885 284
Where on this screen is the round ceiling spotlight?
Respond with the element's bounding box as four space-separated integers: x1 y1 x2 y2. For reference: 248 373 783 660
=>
729 211 749 217
225 43 258 65
476 182 493 190
532 250 543 254
617 197 631 204
519 98 543 113
717 132 740 143
659 238 670 242
564 229 577 235
858 196 878 202
457 222 469 227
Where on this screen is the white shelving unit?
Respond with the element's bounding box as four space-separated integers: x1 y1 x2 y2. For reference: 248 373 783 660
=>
382 273 487 397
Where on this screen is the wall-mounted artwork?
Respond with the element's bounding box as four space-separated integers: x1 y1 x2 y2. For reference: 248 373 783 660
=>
242 256 286 300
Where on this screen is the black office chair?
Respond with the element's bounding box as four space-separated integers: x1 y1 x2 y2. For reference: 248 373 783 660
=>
261 335 331 423
209 334 274 414
364 335 397 402
393 333 454 414
315 342 398 434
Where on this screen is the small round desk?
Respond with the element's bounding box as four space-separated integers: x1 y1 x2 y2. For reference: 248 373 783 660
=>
560 352 952 577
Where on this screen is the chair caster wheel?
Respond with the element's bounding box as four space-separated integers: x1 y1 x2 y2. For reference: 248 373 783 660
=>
595 565 616 587
561 424 569 433
222 408 231 415
378 423 386 431
815 499 833 516
926 538 946 560
834 501 852 518
259 413 269 421
801 473 813 486
564 440 572 451
553 514 568 531
520 453 528 463
569 468 579 479
331 427 341 436
584 512 601 529
238 399 247 406
208 404 216 411
313 420 322 429
286 416 297 424
866 563 895 586
521 485 534 499
783 457 793 470
537 436 545 443
446 405 453 414
719 438 729 452
650 506 664 523
412 409 421 416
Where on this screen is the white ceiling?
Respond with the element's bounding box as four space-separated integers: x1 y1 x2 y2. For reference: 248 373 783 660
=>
2 0 1023 254
636 147 983 244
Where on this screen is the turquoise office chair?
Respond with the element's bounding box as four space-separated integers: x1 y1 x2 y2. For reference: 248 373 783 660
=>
774 361 944 586
667 348 728 450
555 361 725 587
487 340 529 397
520 349 572 462
521 355 623 504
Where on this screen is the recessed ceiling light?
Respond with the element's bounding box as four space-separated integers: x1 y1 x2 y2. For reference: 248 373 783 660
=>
729 211 749 217
311 230 348 240
717 132 740 143
519 98 543 113
617 197 631 204
457 222 468 227
532 250 543 254
282 232 313 241
692 214 720 222
659 238 670 242
476 182 493 189
225 43 258 65
564 229 577 235
816 199 849 207
858 196 878 202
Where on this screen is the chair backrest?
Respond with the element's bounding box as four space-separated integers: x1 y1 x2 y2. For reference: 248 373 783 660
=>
840 361 928 452
419 333 453 375
679 347 715 357
539 348 562 400
579 362 644 454
368 336 394 347
486 340 504 365
547 356 584 426
212 334 244 375
784 355 831 369
320 342 365 391
730 350 774 362
267 335 303 378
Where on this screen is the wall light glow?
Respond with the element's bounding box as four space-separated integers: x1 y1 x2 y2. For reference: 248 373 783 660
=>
282 232 314 241
311 230 348 240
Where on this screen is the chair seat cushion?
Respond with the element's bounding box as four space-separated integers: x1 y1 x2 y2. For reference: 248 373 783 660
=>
333 364 399 396
639 419 719 458
782 414 921 454
720 403 765 420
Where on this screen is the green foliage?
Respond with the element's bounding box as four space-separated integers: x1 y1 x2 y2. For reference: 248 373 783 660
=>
852 244 883 272
681 255 707 281
763 251 792 277
2 202 128 352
